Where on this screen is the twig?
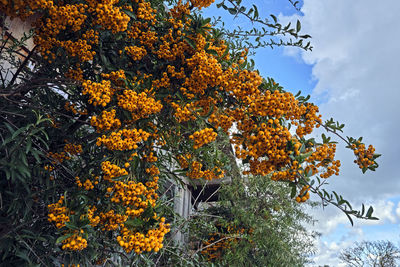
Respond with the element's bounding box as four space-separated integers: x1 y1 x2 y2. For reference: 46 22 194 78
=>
159 182 175 199
7 45 37 89
103 248 130 262
4 96 90 125
0 30 10 55
19 238 49 267
190 235 238 258
203 184 221 203
0 110 26 117
318 122 350 145
192 180 209 209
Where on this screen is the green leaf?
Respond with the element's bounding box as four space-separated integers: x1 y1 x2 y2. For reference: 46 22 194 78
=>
12 126 26 139
20 152 28 166
333 191 339 201
206 49 219 57
65 222 79 230
183 36 196 49
4 122 15 134
366 206 373 217
290 185 296 198
125 218 143 227
253 4 259 18
56 233 74 244
228 8 237 15
17 164 31 179
373 153 381 159
35 135 49 149
25 138 32 153
100 53 110 68
296 20 301 33
16 250 31 264
345 212 354 226
124 9 136 19
31 149 42 163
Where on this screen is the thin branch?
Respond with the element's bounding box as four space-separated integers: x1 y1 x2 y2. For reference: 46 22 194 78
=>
0 69 5 87
4 96 90 126
190 235 239 258
318 121 350 145
192 180 209 209
0 110 27 117
7 45 37 89
203 185 221 203
0 30 11 55
19 238 49 267
103 248 130 262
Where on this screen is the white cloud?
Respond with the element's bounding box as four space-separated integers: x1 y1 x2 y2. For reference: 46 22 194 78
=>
283 1 400 265
282 0 400 205
306 205 348 235
363 200 396 225
308 200 400 266
311 238 359 267
306 200 397 239
396 202 400 219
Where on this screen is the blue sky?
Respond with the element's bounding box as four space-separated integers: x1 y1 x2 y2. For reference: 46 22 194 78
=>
203 0 316 97
204 0 400 266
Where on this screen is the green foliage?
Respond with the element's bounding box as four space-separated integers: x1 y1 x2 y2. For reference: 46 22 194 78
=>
212 0 312 54
0 107 54 264
187 174 318 266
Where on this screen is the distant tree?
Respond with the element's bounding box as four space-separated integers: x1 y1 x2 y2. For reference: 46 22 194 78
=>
339 240 400 267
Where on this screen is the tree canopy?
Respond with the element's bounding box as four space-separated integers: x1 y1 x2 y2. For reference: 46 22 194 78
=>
0 0 380 265
340 240 400 267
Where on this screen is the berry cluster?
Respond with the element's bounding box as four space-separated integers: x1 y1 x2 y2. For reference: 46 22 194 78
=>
189 128 217 149
117 217 170 253
118 90 162 121
101 161 129 182
186 161 224 180
96 129 150 151
352 143 376 169
295 185 310 203
47 196 69 229
61 230 88 251
306 143 341 179
101 70 126 86
125 45 147 61
64 142 83 155
82 80 114 107
90 109 121 132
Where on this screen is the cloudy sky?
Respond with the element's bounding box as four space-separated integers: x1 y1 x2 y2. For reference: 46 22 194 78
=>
280 1 400 265
207 0 400 265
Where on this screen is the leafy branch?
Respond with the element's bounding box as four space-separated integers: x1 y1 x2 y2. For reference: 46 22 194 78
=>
299 174 378 226
213 0 312 53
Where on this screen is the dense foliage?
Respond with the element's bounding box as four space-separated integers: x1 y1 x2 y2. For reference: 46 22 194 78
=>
190 175 318 266
0 0 380 265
